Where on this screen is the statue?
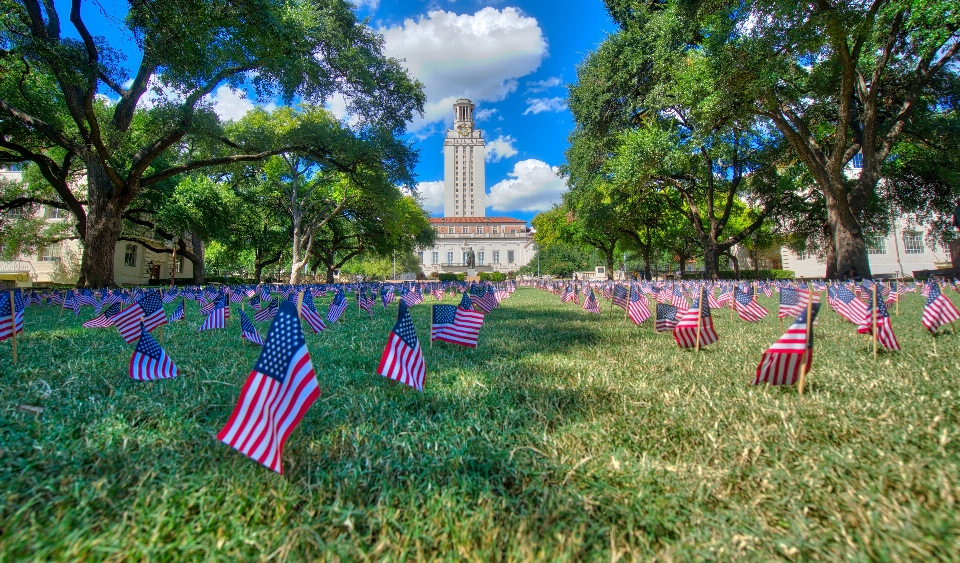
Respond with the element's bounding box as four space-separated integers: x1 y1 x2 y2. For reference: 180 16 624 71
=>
465 248 476 269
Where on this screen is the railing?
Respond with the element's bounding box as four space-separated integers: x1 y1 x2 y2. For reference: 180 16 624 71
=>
434 232 528 239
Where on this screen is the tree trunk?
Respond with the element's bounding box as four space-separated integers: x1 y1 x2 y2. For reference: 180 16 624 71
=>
77 164 126 288
605 247 615 280
640 246 651 280
190 232 205 284
326 267 335 283
702 243 720 280
727 251 741 280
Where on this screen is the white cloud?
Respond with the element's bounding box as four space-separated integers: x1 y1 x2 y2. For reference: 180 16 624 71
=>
475 107 498 121
380 7 547 131
412 180 445 215
522 96 567 115
207 86 276 122
487 159 567 212
525 76 561 93
485 135 517 162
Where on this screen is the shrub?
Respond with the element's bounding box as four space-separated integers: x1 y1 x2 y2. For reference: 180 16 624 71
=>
478 272 506 282
681 269 796 280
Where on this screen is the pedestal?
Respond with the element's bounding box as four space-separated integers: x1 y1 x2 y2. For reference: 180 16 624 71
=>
467 269 477 277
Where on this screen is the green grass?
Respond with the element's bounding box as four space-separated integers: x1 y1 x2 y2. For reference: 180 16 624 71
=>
1 288 959 561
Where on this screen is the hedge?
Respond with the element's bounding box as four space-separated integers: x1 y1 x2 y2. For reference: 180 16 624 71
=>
478 272 507 282
681 269 796 280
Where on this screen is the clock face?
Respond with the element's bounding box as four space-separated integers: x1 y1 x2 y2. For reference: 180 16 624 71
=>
457 123 472 136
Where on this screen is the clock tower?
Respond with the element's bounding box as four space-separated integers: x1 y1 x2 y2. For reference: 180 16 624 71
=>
443 99 485 217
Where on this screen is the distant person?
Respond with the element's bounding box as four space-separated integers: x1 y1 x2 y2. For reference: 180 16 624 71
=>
953 199 959 230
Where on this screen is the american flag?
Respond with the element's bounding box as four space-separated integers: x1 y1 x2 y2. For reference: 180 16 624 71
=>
63 290 81 315
754 297 821 386
239 309 264 345
856 290 900 350
82 302 122 328
381 286 395 308
707 289 723 310
670 286 689 315
602 284 613 300
431 303 484 347
401 287 424 306
113 302 147 344
921 282 960 332
359 289 375 316
457 290 473 311
583 288 601 314
655 303 679 332
471 284 498 313
254 298 278 322
716 285 733 307
249 295 261 310
161 289 179 304
139 291 168 332
170 299 185 322
376 301 426 391
218 300 320 473
129 324 180 381
0 290 25 341
612 284 629 310
199 301 227 331
628 290 651 325
778 287 809 319
560 285 575 303
828 285 868 324
300 291 327 333
326 289 347 324
200 297 218 315
734 288 768 322
673 293 718 348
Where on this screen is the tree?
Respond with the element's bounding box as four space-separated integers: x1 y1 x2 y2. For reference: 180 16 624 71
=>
0 0 424 287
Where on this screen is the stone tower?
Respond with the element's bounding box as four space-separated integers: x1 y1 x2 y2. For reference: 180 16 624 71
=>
443 99 485 217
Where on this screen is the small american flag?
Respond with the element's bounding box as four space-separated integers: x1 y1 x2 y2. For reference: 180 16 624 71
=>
921 282 960 332
583 287 601 314
326 289 348 324
673 294 718 348
170 299 185 322
655 303 679 332
239 309 264 345
113 302 147 344
129 324 180 381
628 291 651 325
856 290 900 350
376 301 425 391
754 297 821 386
401 287 424 306
612 284 629 310
0 290 25 341
82 302 122 328
198 301 227 331
254 298 278 322
431 303 484 347
139 291 168 333
218 300 320 473
734 288 768 322
300 292 327 333
560 285 575 303
829 285 868 324
778 287 809 319
359 289 375 316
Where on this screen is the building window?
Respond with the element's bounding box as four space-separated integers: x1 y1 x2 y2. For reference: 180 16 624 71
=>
796 251 808 260
418 251 424 263
447 252 453 264
866 237 886 255
124 244 138 267
493 251 499 263
477 226 484 234
177 255 185 273
493 227 499 234
902 231 923 254
37 242 62 262
448 227 454 234
850 153 863 170
45 205 65 219
463 252 469 265
432 252 438 264
478 251 484 265
507 250 515 263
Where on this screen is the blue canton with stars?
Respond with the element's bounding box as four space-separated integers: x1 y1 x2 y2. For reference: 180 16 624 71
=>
780 288 800 307
239 309 258 332
433 304 457 325
458 291 473 310
927 283 942 305
135 325 165 360
392 301 420 348
657 303 678 321
735 289 753 306
693 295 711 317
140 291 163 315
301 291 317 312
254 300 306 383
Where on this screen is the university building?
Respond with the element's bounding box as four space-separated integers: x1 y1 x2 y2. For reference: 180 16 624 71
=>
419 99 535 275
0 166 194 286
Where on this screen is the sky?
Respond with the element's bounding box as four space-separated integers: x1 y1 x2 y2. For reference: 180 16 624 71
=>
70 0 618 225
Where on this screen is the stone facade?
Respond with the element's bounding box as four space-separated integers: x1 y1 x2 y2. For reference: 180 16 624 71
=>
443 99 486 217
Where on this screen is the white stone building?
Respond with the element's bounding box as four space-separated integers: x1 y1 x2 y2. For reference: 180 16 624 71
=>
0 166 193 286
418 100 535 276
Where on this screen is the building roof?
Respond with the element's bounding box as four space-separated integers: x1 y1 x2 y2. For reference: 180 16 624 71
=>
429 217 526 224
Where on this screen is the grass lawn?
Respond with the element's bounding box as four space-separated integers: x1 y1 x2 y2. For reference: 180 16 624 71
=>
1 287 959 561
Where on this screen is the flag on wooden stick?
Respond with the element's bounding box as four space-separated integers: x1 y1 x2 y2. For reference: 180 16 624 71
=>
376 301 426 391
754 296 821 386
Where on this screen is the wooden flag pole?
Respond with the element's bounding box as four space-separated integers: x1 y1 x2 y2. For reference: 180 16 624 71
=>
895 280 900 315
624 284 630 320
695 287 704 352
57 290 67 321
296 291 305 318
872 283 878 359
797 283 814 395
9 290 18 365
430 304 434 347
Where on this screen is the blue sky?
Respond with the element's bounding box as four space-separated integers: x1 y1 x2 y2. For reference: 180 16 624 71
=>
71 0 617 224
